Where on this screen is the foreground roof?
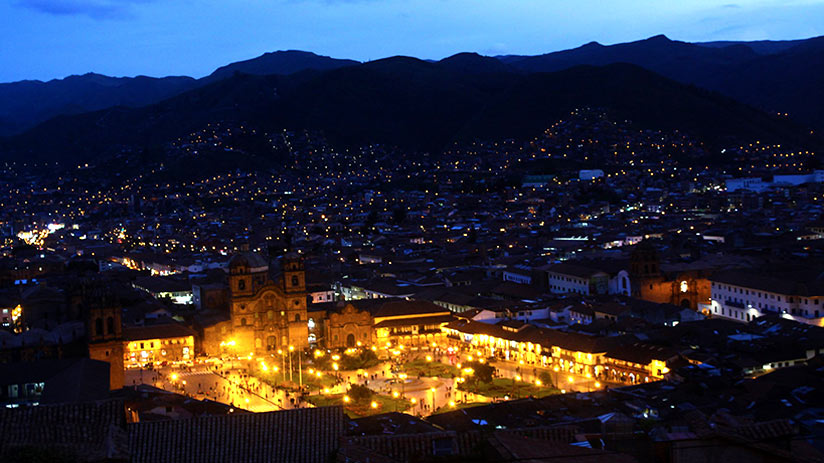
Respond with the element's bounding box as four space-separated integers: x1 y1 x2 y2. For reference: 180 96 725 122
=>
129 405 346 463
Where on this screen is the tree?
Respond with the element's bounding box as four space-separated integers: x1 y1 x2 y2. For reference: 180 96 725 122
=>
347 384 373 403
341 349 379 370
462 360 495 388
539 371 552 387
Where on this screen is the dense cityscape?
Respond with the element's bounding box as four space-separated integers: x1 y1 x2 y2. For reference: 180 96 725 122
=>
1 101 824 461
2 3 824 460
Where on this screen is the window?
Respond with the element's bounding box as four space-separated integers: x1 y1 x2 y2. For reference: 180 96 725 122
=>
238 279 246 290
294 314 300 322
680 281 688 293
106 316 114 335
267 310 274 320
291 275 299 287
241 318 247 326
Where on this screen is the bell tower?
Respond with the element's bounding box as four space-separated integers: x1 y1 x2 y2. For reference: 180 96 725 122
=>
87 297 124 390
282 253 305 294
281 253 308 349
630 240 662 299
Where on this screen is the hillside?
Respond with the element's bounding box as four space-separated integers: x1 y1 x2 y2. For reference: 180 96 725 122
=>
1 58 817 163
0 73 197 136
503 35 824 131
0 51 360 136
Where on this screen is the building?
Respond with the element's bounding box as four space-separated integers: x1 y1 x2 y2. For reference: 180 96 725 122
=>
601 343 677 385
543 262 630 297
132 276 193 305
123 323 196 367
87 300 125 390
319 302 375 349
629 241 710 310
708 270 824 325
0 358 111 407
372 300 454 347
227 252 309 355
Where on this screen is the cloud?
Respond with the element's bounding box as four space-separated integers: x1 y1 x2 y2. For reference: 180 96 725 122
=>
15 0 152 19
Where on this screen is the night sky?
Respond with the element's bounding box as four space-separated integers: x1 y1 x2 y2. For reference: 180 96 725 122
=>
2 0 824 83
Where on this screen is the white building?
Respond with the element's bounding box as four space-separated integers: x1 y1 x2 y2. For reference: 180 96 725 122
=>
708 271 824 326
503 265 532 285
726 170 824 192
542 262 630 296
725 177 769 193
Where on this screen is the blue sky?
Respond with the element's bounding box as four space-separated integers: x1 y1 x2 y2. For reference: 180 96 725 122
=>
1 0 823 82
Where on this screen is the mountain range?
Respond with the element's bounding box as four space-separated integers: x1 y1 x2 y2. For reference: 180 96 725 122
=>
1 35 823 161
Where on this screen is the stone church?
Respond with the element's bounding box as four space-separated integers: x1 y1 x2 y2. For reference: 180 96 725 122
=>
630 240 711 310
227 251 309 355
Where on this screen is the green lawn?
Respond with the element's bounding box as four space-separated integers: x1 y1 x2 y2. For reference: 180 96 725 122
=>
459 378 560 399
252 365 338 391
401 359 459 378
306 393 412 418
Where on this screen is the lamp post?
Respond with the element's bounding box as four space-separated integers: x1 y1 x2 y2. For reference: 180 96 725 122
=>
398 373 407 398
278 349 285 383
298 349 302 387
430 387 437 412
288 345 294 383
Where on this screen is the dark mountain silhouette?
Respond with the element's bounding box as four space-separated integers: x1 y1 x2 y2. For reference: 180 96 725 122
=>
0 51 359 136
501 34 824 131
202 50 359 83
695 38 810 55
2 35 824 141
0 73 197 136
1 58 816 163
438 52 515 74
503 35 760 86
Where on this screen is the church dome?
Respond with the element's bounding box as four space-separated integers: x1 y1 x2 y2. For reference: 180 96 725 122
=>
228 252 269 274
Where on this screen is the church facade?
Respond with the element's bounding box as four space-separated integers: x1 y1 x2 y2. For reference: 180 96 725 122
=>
227 252 309 355
630 241 711 310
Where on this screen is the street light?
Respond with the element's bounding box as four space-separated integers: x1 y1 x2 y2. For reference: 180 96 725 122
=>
398 373 407 398
278 349 285 383
430 387 437 411
288 346 294 383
